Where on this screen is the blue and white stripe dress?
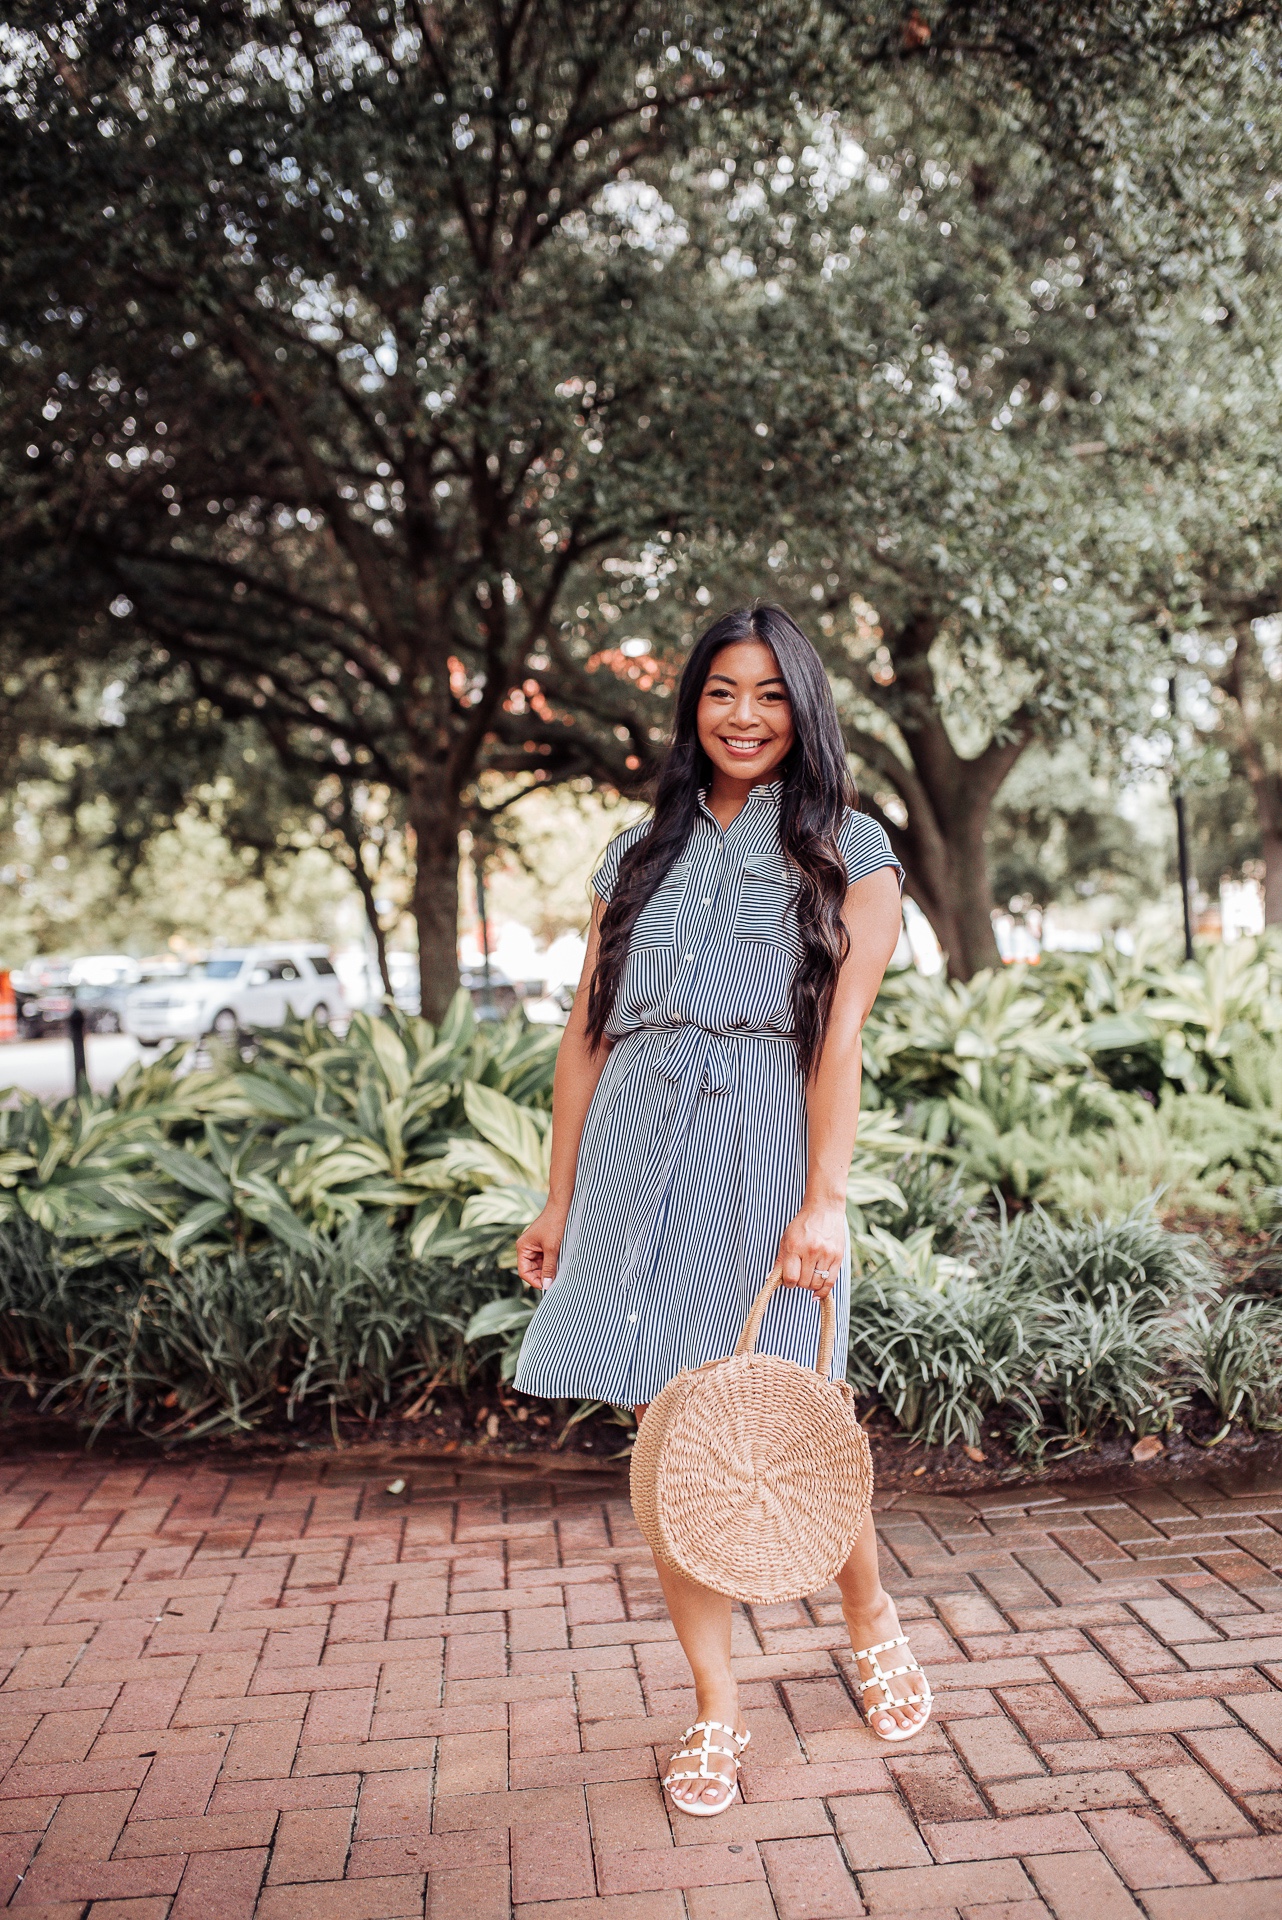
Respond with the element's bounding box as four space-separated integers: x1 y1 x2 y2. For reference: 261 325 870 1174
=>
513 781 903 1408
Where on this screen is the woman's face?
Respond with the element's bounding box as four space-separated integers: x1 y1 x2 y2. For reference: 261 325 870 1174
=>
695 639 795 786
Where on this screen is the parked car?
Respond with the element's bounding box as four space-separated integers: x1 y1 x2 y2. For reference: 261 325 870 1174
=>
383 952 518 1019
72 957 188 1034
464 966 520 1017
124 945 345 1045
11 958 74 1039
68 954 141 988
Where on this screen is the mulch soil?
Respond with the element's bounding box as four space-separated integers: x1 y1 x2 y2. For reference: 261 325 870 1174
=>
5 1383 1282 1500
5 1213 1278 1492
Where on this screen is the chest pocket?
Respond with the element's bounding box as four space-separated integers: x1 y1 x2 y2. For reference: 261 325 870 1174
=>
733 853 804 958
630 859 692 949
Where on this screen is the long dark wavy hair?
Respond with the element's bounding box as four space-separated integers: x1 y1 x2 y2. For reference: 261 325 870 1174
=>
587 605 855 1077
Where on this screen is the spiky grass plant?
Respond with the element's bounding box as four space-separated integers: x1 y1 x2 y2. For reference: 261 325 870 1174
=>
850 1205 1227 1459
1175 1294 1282 1436
847 1232 1041 1450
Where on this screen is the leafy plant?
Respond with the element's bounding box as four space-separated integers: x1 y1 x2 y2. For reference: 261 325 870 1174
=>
0 994 559 1437
863 970 1077 1160
847 1227 1040 1450
0 995 559 1266
1176 1294 1282 1435
849 1204 1225 1458
465 1293 539 1381
6 937 1282 1453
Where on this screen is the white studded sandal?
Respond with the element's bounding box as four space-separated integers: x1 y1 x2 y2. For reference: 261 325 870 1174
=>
662 1719 750 1817
851 1633 932 1743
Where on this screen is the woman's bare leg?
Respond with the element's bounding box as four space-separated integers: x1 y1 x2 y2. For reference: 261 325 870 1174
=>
651 1556 745 1806
637 1404 746 1807
835 1511 930 1737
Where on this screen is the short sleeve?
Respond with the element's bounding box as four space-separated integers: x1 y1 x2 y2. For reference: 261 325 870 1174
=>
839 810 905 891
592 819 650 905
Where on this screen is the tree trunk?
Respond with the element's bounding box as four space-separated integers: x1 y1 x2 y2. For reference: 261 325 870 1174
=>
334 802 394 999
1225 623 1282 925
407 769 462 1024
842 745 1013 979
1264 832 1282 925
925 802 1005 978
351 848 394 1001
896 784 1006 979
840 612 1033 979
847 758 1013 978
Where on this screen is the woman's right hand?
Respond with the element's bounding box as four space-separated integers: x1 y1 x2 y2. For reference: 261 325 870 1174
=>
516 1202 570 1291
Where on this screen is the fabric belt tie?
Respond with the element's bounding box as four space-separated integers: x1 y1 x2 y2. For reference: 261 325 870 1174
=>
613 1025 786 1303
655 1022 733 1097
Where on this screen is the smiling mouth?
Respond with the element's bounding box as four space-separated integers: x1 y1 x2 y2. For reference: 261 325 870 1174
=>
721 736 769 753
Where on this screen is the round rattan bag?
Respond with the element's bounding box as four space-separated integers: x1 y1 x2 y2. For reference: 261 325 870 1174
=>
630 1269 873 1604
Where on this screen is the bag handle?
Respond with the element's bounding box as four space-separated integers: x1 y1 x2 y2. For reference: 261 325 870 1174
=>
733 1265 837 1379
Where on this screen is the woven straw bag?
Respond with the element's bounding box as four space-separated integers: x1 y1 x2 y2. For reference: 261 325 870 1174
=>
630 1269 873 1603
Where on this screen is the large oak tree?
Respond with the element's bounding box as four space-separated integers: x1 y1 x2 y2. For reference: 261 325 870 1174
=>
5 0 846 1011
3 1 1276 992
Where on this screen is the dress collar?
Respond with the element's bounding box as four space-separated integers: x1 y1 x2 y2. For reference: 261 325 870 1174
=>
697 779 783 812
696 779 783 836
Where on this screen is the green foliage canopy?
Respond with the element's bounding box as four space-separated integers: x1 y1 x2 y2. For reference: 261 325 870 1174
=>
3 1 1280 987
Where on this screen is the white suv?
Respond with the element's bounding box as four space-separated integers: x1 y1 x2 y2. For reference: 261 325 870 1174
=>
124 944 345 1045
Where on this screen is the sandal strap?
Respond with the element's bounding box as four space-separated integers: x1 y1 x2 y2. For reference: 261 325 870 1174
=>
851 1631 931 1719
854 1663 920 1691
678 1722 750 1756
666 1719 750 1785
850 1635 908 1661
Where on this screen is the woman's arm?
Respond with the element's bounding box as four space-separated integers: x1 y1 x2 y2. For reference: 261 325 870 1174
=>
515 899 611 1291
775 866 904 1298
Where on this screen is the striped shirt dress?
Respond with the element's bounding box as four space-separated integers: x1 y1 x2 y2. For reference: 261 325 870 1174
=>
513 781 904 1408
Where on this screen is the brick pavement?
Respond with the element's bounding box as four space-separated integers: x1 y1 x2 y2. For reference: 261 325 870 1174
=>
4 1452 1282 1920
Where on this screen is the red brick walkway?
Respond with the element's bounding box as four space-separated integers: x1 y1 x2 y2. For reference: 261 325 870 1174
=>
3 1453 1282 1919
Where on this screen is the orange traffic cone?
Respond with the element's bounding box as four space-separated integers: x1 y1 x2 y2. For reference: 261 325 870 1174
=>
0 971 16 1043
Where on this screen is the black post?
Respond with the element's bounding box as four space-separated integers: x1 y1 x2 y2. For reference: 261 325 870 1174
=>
1174 790 1195 964
69 1004 88 1092
1167 657 1196 964
473 851 496 1017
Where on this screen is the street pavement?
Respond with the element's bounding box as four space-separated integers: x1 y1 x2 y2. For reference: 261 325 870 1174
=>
2 1448 1282 1917
0 1035 145 1103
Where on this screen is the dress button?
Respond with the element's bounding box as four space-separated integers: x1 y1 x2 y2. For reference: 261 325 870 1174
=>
683 954 694 963
701 898 711 907
627 1313 639 1325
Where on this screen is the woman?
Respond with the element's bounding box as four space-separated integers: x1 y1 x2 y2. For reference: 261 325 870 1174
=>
514 605 930 1816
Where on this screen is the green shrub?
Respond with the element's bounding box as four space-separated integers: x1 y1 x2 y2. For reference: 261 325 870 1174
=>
867 933 1282 1221
850 1205 1234 1460
0 1206 515 1440
0 995 556 1437
847 1228 1040 1450
0 996 558 1265
5 935 1282 1452
1176 1294 1282 1434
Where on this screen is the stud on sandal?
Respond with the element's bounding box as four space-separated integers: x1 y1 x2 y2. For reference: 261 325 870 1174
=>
662 1720 750 1818
851 1633 932 1743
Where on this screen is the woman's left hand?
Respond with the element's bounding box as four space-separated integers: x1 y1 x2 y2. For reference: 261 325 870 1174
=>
775 1202 846 1299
